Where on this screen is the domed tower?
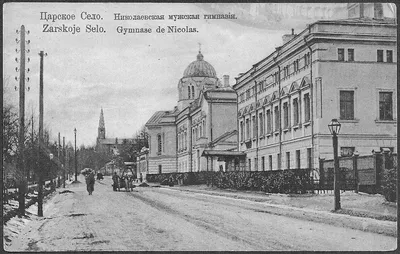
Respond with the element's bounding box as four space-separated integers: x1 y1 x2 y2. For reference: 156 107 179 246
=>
177 50 220 111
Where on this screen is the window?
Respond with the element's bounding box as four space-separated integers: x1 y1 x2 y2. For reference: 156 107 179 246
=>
157 134 162 154
348 49 354 61
245 118 250 140
340 91 354 120
304 94 310 122
262 156 265 171
259 112 264 136
191 85 195 98
248 158 251 171
305 52 311 66
277 153 281 170
266 109 272 134
283 102 289 129
252 115 256 138
377 50 383 62
340 147 355 157
294 59 299 72
379 92 393 120
286 152 290 169
254 158 258 171
293 98 299 125
387 50 393 63
274 106 279 131
296 150 301 169
246 90 250 99
338 48 344 61
269 155 273 170
307 148 312 169
158 165 162 174
240 121 244 142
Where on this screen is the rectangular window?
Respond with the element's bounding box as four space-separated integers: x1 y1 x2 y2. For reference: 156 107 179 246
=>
304 94 310 122
387 50 393 63
277 153 281 170
266 109 272 133
338 48 344 61
377 50 384 62
293 98 299 125
245 119 250 139
286 152 290 169
379 92 393 120
259 112 264 136
348 49 354 61
283 102 289 128
262 156 265 171
269 155 273 170
254 158 258 171
158 165 162 174
340 147 355 157
240 121 244 142
307 148 312 169
246 90 250 99
274 106 279 131
248 158 251 171
340 91 354 120
252 115 256 138
296 150 301 169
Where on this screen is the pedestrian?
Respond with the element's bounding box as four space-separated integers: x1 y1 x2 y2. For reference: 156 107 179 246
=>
85 171 95 195
112 172 118 191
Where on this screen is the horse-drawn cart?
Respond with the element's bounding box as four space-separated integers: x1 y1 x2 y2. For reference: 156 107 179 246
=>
112 168 135 192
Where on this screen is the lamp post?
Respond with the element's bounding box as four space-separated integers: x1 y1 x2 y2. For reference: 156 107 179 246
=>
74 128 77 182
328 118 341 211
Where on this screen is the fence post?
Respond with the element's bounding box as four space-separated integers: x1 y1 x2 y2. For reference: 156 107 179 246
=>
373 151 382 194
353 152 359 193
319 158 325 194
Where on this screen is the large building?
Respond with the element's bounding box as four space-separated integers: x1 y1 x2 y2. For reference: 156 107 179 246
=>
233 3 397 171
144 51 239 176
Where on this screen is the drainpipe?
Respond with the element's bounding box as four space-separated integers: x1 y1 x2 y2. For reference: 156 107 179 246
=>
189 114 192 172
273 51 281 170
255 78 259 171
304 26 315 170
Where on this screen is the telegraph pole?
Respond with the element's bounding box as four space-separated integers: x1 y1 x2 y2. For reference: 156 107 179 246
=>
37 50 46 217
17 25 27 217
58 132 61 187
63 136 66 188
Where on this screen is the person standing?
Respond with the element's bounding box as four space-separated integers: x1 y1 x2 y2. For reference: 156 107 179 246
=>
112 172 119 191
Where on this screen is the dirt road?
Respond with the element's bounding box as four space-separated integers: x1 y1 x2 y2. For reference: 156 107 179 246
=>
5 176 397 251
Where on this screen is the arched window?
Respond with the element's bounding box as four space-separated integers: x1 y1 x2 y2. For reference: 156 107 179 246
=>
191 85 195 98
188 86 191 99
157 134 162 154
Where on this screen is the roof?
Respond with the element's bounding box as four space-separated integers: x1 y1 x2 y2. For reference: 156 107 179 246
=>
146 111 167 125
208 130 237 147
202 150 246 157
98 138 135 145
183 51 217 78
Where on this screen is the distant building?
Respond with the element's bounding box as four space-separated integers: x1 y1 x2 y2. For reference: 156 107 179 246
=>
145 51 241 175
233 4 397 171
95 108 143 157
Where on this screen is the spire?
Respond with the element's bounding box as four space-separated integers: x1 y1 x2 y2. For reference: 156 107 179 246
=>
196 43 204 61
99 108 105 128
98 108 105 139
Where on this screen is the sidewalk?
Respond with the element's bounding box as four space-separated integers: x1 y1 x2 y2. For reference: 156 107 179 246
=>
147 183 397 237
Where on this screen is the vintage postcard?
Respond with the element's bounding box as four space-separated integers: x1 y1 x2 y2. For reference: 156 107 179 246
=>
3 2 397 252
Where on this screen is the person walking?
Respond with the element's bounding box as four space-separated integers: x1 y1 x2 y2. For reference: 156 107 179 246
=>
112 172 119 191
85 171 95 195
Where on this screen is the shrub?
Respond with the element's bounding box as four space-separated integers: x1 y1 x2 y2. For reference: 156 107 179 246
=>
381 168 397 202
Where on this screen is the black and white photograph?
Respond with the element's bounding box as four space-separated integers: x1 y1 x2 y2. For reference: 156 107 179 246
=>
2 2 397 251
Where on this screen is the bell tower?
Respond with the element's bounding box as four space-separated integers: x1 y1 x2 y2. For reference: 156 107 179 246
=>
98 108 106 140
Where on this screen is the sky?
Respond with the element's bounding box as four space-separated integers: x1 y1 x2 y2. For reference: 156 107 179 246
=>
3 3 352 147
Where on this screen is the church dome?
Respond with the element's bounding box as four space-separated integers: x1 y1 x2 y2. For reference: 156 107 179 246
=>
183 51 217 78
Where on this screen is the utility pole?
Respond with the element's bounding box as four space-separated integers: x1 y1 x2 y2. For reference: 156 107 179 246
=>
37 50 46 217
58 132 61 187
63 136 65 188
74 128 77 182
17 25 27 217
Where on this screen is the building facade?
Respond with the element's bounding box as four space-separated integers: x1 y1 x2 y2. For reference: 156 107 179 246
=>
145 51 239 174
233 10 397 172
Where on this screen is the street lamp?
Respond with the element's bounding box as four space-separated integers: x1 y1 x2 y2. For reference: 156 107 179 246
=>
74 128 77 182
328 118 341 210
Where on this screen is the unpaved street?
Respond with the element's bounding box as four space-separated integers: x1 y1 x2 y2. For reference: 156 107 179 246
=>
5 176 397 251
